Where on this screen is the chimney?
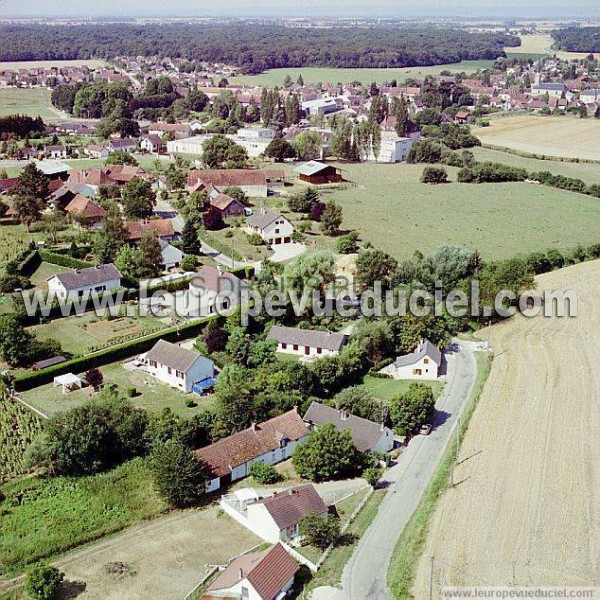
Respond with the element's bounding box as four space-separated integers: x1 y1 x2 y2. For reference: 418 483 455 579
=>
250 423 257 432
217 264 223 276
340 410 348 421
238 568 244 580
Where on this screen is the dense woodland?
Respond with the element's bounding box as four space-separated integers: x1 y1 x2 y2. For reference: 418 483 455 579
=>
551 27 600 53
0 24 519 72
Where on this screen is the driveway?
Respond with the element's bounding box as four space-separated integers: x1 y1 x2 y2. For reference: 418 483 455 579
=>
268 242 306 263
311 340 486 600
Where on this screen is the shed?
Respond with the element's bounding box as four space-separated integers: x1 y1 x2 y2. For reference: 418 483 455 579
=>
294 161 342 185
53 373 83 393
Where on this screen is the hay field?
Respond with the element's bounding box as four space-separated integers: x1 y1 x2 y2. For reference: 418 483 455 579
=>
473 115 600 161
412 260 600 594
230 61 495 87
0 59 106 70
0 87 59 119
505 33 598 59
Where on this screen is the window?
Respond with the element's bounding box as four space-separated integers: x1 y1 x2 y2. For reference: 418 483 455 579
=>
176 370 184 379
293 344 298 351
149 360 157 368
274 228 280 234
413 368 422 376
168 367 172 375
281 343 287 349
317 347 322 354
424 358 429 364
241 587 249 599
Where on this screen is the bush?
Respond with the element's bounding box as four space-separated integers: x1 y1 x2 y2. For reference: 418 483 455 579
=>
185 398 198 408
25 564 64 600
38 250 94 269
363 467 383 488
249 461 283 484
420 166 448 184
336 231 360 254
247 233 265 246
126 386 137 398
180 254 197 271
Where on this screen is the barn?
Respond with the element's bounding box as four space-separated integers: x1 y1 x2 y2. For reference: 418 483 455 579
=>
294 160 343 185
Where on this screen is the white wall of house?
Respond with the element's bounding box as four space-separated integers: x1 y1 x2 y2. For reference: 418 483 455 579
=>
47 277 121 301
146 355 214 393
247 217 294 245
161 244 184 269
276 341 339 358
366 136 413 163
244 503 283 543
212 577 292 600
394 356 440 380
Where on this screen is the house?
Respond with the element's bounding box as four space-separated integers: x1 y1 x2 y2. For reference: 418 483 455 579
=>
85 144 110 159
103 164 147 184
159 239 184 269
454 110 470 124
302 97 340 115
365 134 414 163
144 339 215 393
245 210 294 245
44 145 67 159
126 219 177 243
202 543 299 600
244 484 328 544
188 265 248 317
194 408 309 492
531 81 566 99
47 263 121 301
187 169 285 198
580 88 600 103
210 192 246 218
148 122 192 137
266 325 347 358
229 127 277 158
387 339 442 381
139 134 165 154
65 195 107 228
303 401 394 453
107 138 138 153
294 161 342 185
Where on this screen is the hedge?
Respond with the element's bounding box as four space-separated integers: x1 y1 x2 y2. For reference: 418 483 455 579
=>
38 250 95 269
14 314 218 391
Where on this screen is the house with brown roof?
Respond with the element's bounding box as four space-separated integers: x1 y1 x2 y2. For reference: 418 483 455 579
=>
243 484 328 544
126 219 177 243
187 169 285 198
65 195 107 228
194 408 309 492
143 339 215 393
202 543 298 600
210 192 246 218
303 401 394 453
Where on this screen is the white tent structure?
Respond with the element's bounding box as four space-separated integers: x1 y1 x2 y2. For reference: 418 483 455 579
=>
53 373 83 394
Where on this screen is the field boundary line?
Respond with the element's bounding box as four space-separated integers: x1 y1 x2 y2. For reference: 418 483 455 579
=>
10 392 49 419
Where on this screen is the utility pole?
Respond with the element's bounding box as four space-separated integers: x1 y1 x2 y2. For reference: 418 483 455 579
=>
429 556 434 600
231 233 235 268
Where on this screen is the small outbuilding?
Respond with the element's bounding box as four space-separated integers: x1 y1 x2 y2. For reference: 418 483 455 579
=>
294 160 343 185
53 373 83 394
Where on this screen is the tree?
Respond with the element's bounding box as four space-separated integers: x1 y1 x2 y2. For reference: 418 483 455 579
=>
320 200 343 236
335 231 359 254
0 314 36 367
294 131 323 160
389 383 435 436
25 564 64 600
39 208 66 243
250 461 282 484
283 251 336 307
354 249 398 291
299 512 340 550
214 364 253 435
204 327 229 353
85 368 103 391
105 150 138 166
363 467 383 488
265 138 296 162
421 166 448 184
202 135 248 169
181 218 201 255
121 177 156 219
150 439 208 507
95 205 128 263
12 162 49 231
202 207 225 231
288 187 320 213
136 229 163 277
284 74 293 88
333 386 383 422
166 166 187 190
292 424 362 482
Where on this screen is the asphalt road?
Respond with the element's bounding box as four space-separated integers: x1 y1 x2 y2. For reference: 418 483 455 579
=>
311 340 486 600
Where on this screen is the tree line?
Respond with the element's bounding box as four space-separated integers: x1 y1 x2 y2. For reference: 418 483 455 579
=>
551 27 600 53
0 24 519 73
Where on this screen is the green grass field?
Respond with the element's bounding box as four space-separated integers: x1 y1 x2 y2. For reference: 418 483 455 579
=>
20 360 215 419
0 458 167 576
0 87 58 120
230 61 495 87
274 161 600 261
29 262 70 290
360 375 444 401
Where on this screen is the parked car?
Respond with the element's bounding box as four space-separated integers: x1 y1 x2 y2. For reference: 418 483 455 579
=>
420 423 432 436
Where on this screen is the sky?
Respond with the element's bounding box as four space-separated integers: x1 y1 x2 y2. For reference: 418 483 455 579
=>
0 0 598 19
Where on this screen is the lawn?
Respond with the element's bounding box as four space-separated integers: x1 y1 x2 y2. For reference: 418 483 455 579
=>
360 375 444 402
472 114 600 161
20 359 216 419
30 312 168 356
0 458 167 576
0 87 58 120
207 225 272 263
29 261 70 290
274 161 600 261
470 146 600 184
230 61 495 87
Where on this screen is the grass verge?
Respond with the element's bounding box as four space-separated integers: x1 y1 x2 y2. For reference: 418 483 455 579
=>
387 352 492 599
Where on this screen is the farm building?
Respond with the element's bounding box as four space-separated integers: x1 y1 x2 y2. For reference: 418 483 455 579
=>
188 169 285 197
294 161 342 185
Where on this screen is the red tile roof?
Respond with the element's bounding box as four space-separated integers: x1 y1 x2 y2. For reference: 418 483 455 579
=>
187 169 285 188
257 484 328 530
205 543 298 600
65 195 107 219
194 409 308 478
126 219 175 241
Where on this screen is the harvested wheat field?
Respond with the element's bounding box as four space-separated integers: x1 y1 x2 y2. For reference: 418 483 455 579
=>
413 260 600 594
473 115 600 161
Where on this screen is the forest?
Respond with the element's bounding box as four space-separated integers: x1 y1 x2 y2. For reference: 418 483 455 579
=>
551 27 600 53
0 24 519 73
